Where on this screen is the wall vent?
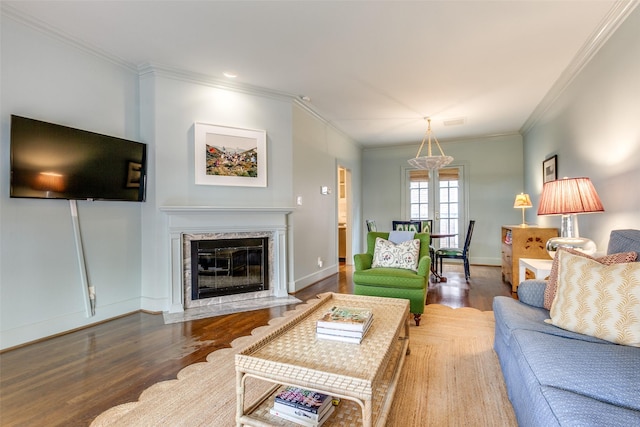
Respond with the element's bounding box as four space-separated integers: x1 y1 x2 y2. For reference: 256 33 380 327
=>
442 117 466 126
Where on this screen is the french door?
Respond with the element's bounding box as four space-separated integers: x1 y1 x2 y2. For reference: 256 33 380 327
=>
407 166 466 248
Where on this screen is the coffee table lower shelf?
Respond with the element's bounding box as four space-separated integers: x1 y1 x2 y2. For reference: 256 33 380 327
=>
237 335 409 427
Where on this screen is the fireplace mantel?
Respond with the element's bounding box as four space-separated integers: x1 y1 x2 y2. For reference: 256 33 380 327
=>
160 206 293 313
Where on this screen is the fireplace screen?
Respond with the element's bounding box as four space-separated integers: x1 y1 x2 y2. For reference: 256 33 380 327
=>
191 237 269 299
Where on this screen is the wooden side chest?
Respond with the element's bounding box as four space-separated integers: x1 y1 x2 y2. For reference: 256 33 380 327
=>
501 225 558 292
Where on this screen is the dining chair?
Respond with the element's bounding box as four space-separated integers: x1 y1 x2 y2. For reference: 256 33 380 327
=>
366 219 377 232
392 220 421 233
435 220 476 281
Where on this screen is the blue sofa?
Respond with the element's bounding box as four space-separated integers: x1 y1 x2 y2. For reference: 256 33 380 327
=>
493 230 640 426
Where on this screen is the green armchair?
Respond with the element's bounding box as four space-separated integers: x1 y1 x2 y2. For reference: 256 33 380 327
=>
353 232 430 325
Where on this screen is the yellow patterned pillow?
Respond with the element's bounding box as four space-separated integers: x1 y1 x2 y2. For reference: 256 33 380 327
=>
543 248 637 310
546 251 640 347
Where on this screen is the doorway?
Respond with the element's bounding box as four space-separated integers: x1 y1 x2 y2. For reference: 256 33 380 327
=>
338 166 352 264
406 165 467 248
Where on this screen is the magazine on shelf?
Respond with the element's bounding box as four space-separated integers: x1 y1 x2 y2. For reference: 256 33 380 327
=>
270 405 335 427
272 399 334 423
316 306 373 332
273 386 332 418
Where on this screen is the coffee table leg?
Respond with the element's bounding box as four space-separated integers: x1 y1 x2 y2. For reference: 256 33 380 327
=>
363 399 373 427
236 371 245 427
405 316 411 355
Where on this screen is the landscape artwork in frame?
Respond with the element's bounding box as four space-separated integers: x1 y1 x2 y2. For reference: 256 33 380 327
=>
543 155 557 184
194 123 267 187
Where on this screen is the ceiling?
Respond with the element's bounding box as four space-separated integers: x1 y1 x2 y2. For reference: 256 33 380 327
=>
3 1 632 147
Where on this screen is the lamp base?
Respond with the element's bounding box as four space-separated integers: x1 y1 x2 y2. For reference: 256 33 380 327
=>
546 236 597 259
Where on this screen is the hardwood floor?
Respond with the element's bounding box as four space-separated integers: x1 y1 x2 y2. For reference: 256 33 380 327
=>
0 263 513 426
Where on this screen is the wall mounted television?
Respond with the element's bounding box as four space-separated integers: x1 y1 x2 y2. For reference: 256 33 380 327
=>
10 115 147 202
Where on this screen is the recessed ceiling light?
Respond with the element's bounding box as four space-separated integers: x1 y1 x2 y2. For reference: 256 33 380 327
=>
223 71 237 79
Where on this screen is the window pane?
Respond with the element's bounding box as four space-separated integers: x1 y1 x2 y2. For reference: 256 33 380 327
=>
410 189 419 203
440 188 449 202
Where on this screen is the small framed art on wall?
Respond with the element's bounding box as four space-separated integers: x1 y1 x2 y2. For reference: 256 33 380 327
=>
543 155 557 184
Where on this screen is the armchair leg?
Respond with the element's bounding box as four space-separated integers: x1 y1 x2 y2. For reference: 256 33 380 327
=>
413 313 421 326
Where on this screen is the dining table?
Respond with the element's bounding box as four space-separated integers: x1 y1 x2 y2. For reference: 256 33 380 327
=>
429 233 456 283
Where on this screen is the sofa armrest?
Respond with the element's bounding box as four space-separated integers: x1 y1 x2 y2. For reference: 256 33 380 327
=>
354 253 373 271
517 280 547 308
417 255 431 277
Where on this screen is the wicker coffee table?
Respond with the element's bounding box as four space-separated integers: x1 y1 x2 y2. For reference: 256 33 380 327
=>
235 292 410 427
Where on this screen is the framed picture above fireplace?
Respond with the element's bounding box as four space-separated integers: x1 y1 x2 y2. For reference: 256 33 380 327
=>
194 122 267 187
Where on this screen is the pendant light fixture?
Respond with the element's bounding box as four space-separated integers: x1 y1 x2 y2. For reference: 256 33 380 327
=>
408 118 453 170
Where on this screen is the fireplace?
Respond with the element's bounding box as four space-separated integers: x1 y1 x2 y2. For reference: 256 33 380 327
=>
190 237 269 299
161 206 291 313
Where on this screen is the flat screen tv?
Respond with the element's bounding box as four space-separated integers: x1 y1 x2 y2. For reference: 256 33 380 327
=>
10 115 147 202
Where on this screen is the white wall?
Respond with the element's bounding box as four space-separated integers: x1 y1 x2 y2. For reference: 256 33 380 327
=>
1 15 143 349
523 6 640 250
362 133 524 265
290 105 362 291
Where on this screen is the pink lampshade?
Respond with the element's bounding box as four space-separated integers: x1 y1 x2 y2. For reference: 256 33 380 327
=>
33 172 65 193
537 177 604 216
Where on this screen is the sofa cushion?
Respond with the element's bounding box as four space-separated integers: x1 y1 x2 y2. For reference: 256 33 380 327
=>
541 386 640 426
546 251 640 347
372 237 420 271
511 329 640 412
353 266 426 289
517 280 547 307
543 247 637 309
493 296 608 351
608 229 640 259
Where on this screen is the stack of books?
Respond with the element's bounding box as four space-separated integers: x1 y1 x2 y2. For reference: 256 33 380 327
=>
269 386 335 427
315 306 374 344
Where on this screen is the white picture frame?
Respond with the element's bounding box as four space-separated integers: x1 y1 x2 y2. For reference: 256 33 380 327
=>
194 123 267 187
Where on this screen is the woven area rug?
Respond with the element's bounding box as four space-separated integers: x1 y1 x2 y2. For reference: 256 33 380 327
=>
91 302 517 426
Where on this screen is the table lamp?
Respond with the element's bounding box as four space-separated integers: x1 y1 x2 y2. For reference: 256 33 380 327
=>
33 172 65 198
537 177 604 257
513 193 532 227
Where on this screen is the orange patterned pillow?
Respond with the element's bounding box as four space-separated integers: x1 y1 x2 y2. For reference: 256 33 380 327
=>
543 247 637 309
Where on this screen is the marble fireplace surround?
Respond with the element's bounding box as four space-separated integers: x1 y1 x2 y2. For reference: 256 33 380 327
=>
160 206 292 313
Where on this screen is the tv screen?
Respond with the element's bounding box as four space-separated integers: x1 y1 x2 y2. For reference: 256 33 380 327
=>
10 115 147 202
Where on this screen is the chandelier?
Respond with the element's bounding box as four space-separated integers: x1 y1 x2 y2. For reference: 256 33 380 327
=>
408 118 453 170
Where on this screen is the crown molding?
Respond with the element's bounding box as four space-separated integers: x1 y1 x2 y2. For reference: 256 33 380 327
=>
364 131 523 152
521 0 639 136
137 63 299 104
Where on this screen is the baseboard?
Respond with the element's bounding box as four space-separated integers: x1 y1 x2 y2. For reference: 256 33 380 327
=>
0 298 141 352
290 264 339 292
